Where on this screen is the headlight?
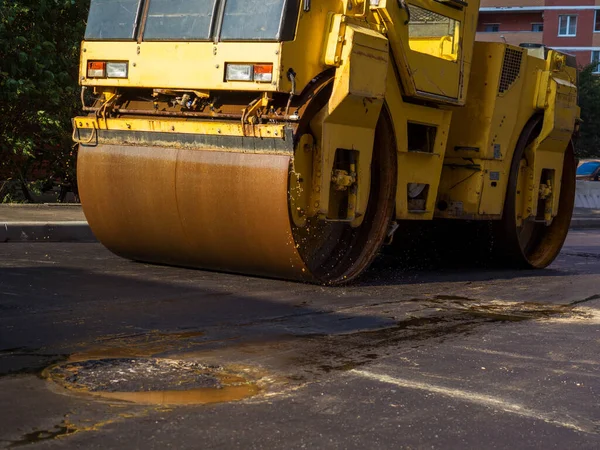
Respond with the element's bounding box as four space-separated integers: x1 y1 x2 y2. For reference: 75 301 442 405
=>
226 64 253 82
87 61 129 78
106 62 128 78
225 63 273 82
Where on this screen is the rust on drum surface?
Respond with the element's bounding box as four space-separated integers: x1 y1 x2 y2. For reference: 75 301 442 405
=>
78 144 310 281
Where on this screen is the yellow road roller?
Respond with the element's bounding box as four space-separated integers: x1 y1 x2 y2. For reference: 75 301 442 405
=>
73 0 579 284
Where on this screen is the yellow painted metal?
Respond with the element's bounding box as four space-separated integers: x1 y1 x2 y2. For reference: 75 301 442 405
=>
440 42 578 224
323 14 348 66
80 41 284 92
383 64 452 220
524 52 578 221
73 116 286 141
289 134 315 228
372 0 480 104
442 43 532 219
279 0 341 93
309 22 389 223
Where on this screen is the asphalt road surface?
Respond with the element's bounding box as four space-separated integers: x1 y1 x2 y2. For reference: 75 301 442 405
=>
1 230 600 449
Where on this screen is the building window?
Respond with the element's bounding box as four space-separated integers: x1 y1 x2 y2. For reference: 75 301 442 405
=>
558 15 577 37
531 23 543 32
592 51 600 74
483 24 500 32
595 10 600 32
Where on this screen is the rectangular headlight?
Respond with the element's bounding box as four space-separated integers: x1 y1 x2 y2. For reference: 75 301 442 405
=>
106 62 128 78
87 61 106 78
226 64 253 81
253 64 273 83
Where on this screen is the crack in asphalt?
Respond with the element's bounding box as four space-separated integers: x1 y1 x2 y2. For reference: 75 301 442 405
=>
564 252 600 260
570 294 600 306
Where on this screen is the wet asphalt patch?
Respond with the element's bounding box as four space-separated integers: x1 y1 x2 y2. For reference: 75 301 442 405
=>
45 358 260 405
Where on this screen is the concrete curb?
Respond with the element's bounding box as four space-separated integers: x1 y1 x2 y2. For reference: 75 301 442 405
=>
569 218 600 229
0 222 96 243
1 216 600 243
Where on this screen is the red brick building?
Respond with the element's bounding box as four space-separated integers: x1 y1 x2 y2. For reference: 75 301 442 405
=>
478 0 600 70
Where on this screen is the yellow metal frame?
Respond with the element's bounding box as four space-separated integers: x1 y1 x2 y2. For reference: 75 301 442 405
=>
73 116 286 140
439 43 578 223
384 64 452 220
309 22 389 223
81 41 284 92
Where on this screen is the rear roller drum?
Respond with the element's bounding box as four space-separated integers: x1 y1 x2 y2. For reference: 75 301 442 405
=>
494 119 576 268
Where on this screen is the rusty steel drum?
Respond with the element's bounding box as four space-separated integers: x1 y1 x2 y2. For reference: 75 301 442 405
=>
78 143 311 281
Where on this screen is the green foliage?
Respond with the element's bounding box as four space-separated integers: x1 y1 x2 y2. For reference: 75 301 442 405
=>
0 0 90 202
576 64 600 159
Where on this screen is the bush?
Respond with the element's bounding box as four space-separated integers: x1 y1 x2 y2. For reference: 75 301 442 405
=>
0 0 89 202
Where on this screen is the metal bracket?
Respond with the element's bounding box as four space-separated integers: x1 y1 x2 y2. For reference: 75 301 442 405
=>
323 14 347 66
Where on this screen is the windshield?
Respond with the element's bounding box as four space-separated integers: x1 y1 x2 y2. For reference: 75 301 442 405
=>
85 0 143 40
220 0 286 41
577 161 600 176
144 0 218 41
84 0 297 42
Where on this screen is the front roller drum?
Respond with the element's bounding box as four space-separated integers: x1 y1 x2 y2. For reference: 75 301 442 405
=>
78 145 311 281
78 114 397 284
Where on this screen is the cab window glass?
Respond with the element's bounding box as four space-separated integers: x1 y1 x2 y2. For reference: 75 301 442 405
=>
220 0 286 41
407 5 460 62
85 0 142 40
143 0 217 41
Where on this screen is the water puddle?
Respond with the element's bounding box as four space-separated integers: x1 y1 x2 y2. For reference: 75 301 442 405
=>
44 358 260 406
89 385 260 405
